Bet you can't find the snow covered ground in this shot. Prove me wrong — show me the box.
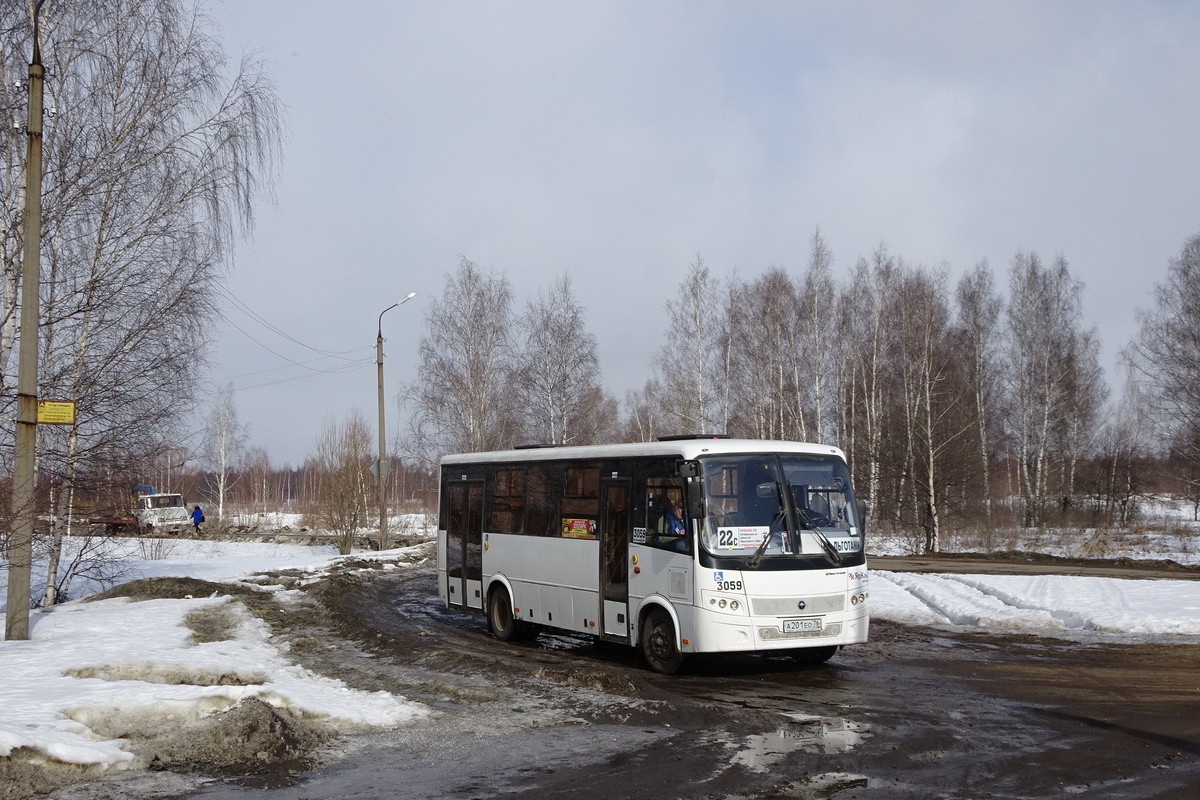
[872,570,1200,639]
[1,541,432,769]
[2,513,1199,772]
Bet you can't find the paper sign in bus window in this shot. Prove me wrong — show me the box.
[715,525,770,550]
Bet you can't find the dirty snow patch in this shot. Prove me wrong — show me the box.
[0,593,426,769]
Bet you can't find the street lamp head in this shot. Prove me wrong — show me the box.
[378,292,417,330]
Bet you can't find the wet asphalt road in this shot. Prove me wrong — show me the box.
[156,563,1200,800]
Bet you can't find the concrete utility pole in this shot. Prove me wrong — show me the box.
[376,292,415,551]
[6,4,45,642]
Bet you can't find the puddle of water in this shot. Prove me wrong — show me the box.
[726,713,869,773]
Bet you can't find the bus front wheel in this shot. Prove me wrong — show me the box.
[640,608,684,675]
[488,586,518,641]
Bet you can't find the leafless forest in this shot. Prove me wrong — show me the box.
[397,234,1200,553]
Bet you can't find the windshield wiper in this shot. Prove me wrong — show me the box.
[796,507,843,566]
[814,529,843,565]
[748,530,772,568]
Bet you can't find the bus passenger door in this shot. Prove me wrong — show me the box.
[599,479,631,641]
[628,479,694,631]
[445,480,484,610]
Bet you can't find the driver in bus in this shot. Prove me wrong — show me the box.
[656,492,688,551]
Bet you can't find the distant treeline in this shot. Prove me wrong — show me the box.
[400,230,1200,551]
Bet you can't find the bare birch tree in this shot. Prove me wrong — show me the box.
[1125,230,1200,501]
[1058,327,1107,507]
[1098,369,1145,527]
[405,258,517,464]
[622,379,666,442]
[955,260,1003,522]
[570,385,622,445]
[514,272,600,444]
[714,271,743,435]
[841,247,895,519]
[889,266,965,552]
[798,229,837,444]
[242,446,272,516]
[730,267,799,439]
[657,256,719,434]
[203,383,248,526]
[889,268,926,538]
[1,0,279,525]
[0,1,278,606]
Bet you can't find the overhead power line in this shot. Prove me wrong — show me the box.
[217,285,372,360]
[216,287,377,390]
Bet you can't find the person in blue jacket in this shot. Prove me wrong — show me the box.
[656,493,688,551]
[191,504,204,534]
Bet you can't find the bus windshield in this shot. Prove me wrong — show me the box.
[699,453,863,566]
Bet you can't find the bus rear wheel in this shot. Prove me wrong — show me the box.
[640,608,684,675]
[488,586,518,641]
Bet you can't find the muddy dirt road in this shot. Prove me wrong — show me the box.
[128,556,1200,800]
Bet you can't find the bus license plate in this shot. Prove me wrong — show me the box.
[783,618,821,634]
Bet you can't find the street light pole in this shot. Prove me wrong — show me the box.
[377,292,415,551]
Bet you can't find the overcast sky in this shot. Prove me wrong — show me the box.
[207,0,1200,467]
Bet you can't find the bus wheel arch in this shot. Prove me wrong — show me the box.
[486,581,518,641]
[638,602,684,675]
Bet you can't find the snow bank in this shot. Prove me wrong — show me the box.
[0,590,426,768]
[871,571,1200,639]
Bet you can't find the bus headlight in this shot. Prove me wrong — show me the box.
[702,591,749,615]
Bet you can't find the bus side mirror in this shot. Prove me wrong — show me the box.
[686,479,705,520]
[857,500,869,534]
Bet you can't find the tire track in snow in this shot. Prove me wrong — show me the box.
[949,574,1107,632]
[872,571,1065,632]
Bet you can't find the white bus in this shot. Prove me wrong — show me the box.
[437,437,869,674]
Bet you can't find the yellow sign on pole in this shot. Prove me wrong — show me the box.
[37,400,75,425]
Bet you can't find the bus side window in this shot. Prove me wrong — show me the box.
[488,467,525,534]
[645,478,689,553]
[526,465,564,537]
[561,465,599,539]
